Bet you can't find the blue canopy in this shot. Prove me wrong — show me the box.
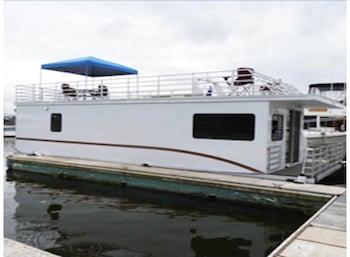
[41,56,138,77]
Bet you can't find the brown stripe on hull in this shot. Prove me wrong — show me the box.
[16,137,262,173]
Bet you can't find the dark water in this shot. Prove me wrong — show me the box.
[320,166,346,187]
[4,138,311,257]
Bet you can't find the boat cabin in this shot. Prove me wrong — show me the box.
[14,57,342,174]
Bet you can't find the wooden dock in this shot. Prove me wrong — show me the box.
[6,154,347,256]
[269,193,346,257]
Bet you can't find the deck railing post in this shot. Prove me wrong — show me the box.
[127,78,130,98]
[15,86,18,103]
[136,76,139,98]
[100,80,103,99]
[40,86,43,101]
[55,83,58,102]
[77,82,79,101]
[191,73,195,95]
[231,70,236,96]
[32,84,35,102]
[310,148,315,178]
[39,68,42,86]
[157,76,160,96]
[84,65,88,101]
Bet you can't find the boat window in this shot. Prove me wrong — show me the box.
[304,115,317,129]
[320,116,334,127]
[51,113,62,132]
[271,114,283,141]
[193,114,255,141]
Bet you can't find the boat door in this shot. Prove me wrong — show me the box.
[286,110,301,165]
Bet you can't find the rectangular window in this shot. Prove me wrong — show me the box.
[304,115,317,129]
[320,116,334,127]
[193,114,255,141]
[51,113,62,132]
[271,114,283,141]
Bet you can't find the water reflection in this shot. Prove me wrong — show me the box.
[5,170,310,257]
[191,236,251,257]
[47,204,63,221]
[50,242,150,257]
[4,138,310,257]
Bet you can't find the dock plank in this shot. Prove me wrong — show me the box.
[336,193,346,204]
[298,227,346,248]
[279,239,346,257]
[272,192,346,257]
[311,202,346,231]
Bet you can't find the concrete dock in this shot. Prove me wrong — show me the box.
[7,154,345,210]
[5,238,59,257]
[269,192,346,257]
[6,154,347,256]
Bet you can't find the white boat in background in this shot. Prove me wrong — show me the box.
[304,83,346,134]
[4,125,16,137]
[4,115,16,137]
[13,57,345,180]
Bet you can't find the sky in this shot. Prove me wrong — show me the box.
[4,1,346,114]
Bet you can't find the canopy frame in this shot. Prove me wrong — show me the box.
[40,56,138,82]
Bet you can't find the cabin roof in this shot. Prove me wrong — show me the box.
[258,94,345,108]
[41,56,138,77]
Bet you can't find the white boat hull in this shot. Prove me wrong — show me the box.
[15,99,305,174]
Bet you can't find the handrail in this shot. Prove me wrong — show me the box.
[15,69,302,103]
[302,138,346,181]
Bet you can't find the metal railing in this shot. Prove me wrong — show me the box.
[15,69,302,103]
[302,137,346,182]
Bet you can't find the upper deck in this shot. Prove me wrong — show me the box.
[16,68,305,104]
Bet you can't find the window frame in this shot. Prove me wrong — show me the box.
[320,116,334,128]
[271,114,284,141]
[192,113,255,141]
[50,113,62,132]
[304,115,317,129]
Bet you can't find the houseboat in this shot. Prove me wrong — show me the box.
[14,57,343,175]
